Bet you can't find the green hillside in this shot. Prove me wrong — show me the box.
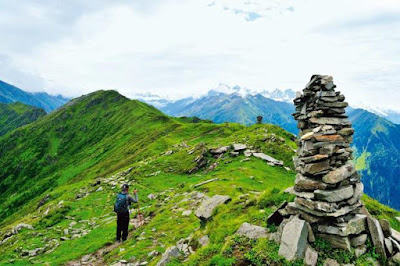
[348,108,400,210]
[0,102,46,136]
[0,91,398,265]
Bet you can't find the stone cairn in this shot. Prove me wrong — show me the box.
[268,75,400,264]
[256,115,263,124]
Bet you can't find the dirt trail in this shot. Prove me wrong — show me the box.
[66,216,145,266]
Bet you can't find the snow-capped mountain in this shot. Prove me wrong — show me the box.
[207,84,296,103]
[260,89,296,103]
[207,83,254,97]
[134,84,296,109]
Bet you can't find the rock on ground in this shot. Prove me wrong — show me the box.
[304,245,318,266]
[323,259,340,266]
[392,253,400,264]
[182,210,192,216]
[198,235,209,247]
[195,195,231,220]
[367,217,387,259]
[236,222,268,239]
[156,246,180,266]
[209,146,229,154]
[252,153,283,166]
[278,216,309,261]
[232,143,247,151]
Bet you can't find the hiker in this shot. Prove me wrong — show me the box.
[114,184,138,242]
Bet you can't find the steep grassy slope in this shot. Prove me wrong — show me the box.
[0,91,398,265]
[348,108,400,210]
[0,90,298,264]
[0,79,69,112]
[0,102,46,136]
[0,90,180,221]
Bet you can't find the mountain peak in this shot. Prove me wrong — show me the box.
[207,83,252,97]
[63,90,129,110]
[260,88,296,103]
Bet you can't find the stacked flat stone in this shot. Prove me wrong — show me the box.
[290,75,364,251]
[276,75,400,265]
[275,75,400,263]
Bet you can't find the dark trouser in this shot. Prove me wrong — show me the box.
[116,212,129,241]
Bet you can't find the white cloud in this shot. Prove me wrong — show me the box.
[1,0,400,110]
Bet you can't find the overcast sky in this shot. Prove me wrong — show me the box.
[0,0,399,111]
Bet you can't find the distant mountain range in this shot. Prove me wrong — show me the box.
[136,84,299,134]
[0,80,69,112]
[136,85,400,210]
[137,84,400,125]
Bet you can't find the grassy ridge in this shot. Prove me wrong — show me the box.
[0,90,398,265]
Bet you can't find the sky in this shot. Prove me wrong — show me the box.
[0,0,400,111]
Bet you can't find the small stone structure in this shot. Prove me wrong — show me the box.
[271,75,400,264]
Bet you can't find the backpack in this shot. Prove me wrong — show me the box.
[114,193,128,213]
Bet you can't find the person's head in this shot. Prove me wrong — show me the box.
[121,184,129,192]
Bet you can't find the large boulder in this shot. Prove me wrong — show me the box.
[236,222,268,239]
[278,216,309,261]
[367,217,387,259]
[195,195,231,220]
